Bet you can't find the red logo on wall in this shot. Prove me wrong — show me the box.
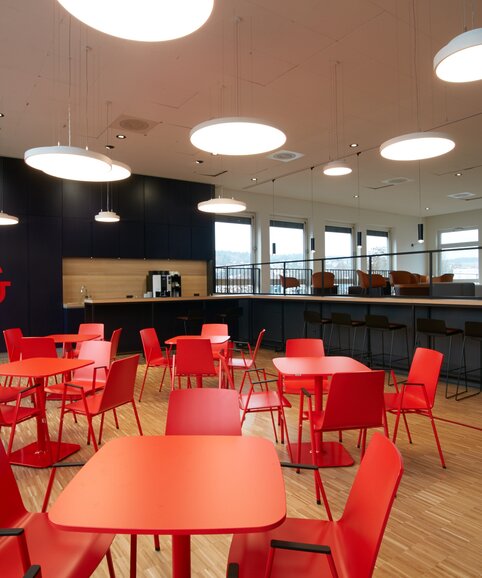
[0,267,12,303]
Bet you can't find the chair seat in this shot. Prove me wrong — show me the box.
[229,358,253,370]
[46,378,106,399]
[239,391,288,412]
[148,354,170,367]
[229,516,359,578]
[1,511,114,578]
[62,392,105,416]
[0,404,40,426]
[384,391,430,411]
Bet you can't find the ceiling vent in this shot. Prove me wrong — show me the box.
[110,115,159,134]
[267,150,304,162]
[448,192,476,199]
[381,177,411,185]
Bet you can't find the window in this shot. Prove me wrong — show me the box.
[215,216,253,266]
[270,220,306,293]
[366,230,390,273]
[324,225,353,267]
[438,228,479,281]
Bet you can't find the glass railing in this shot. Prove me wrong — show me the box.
[214,246,481,297]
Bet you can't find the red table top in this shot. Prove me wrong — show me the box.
[273,355,370,377]
[49,435,286,535]
[47,333,100,344]
[165,335,230,346]
[0,357,93,378]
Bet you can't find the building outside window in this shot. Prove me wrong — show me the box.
[215,216,255,292]
[366,229,390,274]
[438,228,479,281]
[269,219,307,293]
[324,225,354,293]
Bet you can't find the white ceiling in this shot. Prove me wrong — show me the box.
[2,0,482,217]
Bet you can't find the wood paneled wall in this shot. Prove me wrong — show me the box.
[63,258,207,303]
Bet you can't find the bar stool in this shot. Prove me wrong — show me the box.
[362,314,410,374]
[176,309,204,334]
[329,312,365,358]
[303,310,331,341]
[415,317,463,398]
[456,321,482,400]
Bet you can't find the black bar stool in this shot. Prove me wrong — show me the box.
[329,312,365,358]
[176,309,204,334]
[456,321,482,400]
[303,310,331,341]
[362,314,410,374]
[415,317,463,398]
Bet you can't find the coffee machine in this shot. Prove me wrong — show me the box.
[146,270,181,297]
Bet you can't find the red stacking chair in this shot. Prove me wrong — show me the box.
[138,328,171,401]
[0,443,116,578]
[172,338,220,388]
[201,323,229,360]
[384,347,446,468]
[165,388,242,435]
[3,328,23,386]
[227,432,404,578]
[226,328,266,389]
[108,327,122,364]
[300,370,387,504]
[284,338,327,396]
[57,354,143,452]
[19,337,63,385]
[72,323,104,358]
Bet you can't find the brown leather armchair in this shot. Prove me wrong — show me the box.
[279,274,300,293]
[356,270,387,295]
[432,273,454,283]
[312,271,337,295]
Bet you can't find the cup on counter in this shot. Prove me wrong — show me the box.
[144,291,153,298]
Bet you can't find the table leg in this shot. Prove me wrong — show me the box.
[172,534,191,578]
[130,534,137,578]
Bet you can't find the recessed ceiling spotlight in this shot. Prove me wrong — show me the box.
[349,143,358,148]
[425,207,430,211]
[251,177,257,182]
[0,113,4,118]
[116,134,126,140]
[195,159,204,164]
[105,144,115,150]
[455,172,462,177]
[353,194,359,198]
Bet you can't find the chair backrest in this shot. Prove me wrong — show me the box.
[140,328,164,364]
[389,270,415,285]
[0,441,28,527]
[72,340,111,383]
[303,310,323,324]
[279,275,300,289]
[405,347,443,408]
[19,337,57,359]
[251,328,266,362]
[312,272,335,289]
[97,354,140,412]
[173,339,216,378]
[322,370,385,430]
[340,432,403,577]
[416,317,447,334]
[286,338,325,357]
[201,323,229,337]
[78,323,104,340]
[331,312,353,326]
[365,314,390,329]
[165,388,242,435]
[432,273,454,283]
[109,328,122,362]
[357,270,386,289]
[3,328,23,362]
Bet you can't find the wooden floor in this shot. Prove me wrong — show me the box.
[3,349,482,578]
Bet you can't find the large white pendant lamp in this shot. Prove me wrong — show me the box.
[57,0,214,42]
[190,117,286,156]
[434,28,482,82]
[95,183,120,222]
[380,132,455,161]
[198,196,246,214]
[86,160,131,182]
[323,160,352,176]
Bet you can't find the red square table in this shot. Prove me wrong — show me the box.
[49,435,286,578]
[273,356,370,467]
[0,357,94,467]
[47,333,101,358]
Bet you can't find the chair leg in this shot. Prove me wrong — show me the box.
[425,409,446,468]
[113,408,120,429]
[159,366,167,393]
[86,414,99,452]
[105,548,116,578]
[132,401,143,436]
[153,535,161,551]
[138,364,150,402]
[98,413,105,446]
[314,469,333,521]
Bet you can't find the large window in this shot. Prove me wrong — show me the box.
[215,216,253,266]
[366,229,390,272]
[269,220,305,264]
[324,225,353,267]
[438,228,479,281]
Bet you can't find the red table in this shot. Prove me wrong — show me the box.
[49,435,286,578]
[273,356,370,467]
[0,357,94,467]
[47,333,100,358]
[165,334,230,346]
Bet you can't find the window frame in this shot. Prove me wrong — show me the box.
[437,227,479,282]
[214,214,255,267]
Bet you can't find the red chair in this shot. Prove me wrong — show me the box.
[3,328,23,386]
[227,432,403,578]
[226,328,266,389]
[138,328,171,401]
[57,354,143,452]
[384,347,446,468]
[19,337,62,385]
[284,338,327,396]
[108,327,122,364]
[0,443,115,578]
[72,323,104,357]
[165,388,242,435]
[300,370,387,504]
[201,323,229,359]
[172,338,220,388]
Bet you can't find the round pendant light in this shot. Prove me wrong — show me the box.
[434,28,482,82]
[0,211,19,226]
[95,210,120,223]
[86,160,131,182]
[323,160,352,176]
[57,0,214,42]
[24,146,113,181]
[197,197,246,214]
[190,117,286,156]
[379,132,455,161]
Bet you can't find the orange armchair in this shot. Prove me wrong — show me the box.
[356,270,387,295]
[279,274,300,293]
[312,272,337,295]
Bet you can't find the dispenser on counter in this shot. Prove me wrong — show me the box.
[146,271,181,298]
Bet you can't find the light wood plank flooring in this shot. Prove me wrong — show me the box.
[3,349,482,578]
